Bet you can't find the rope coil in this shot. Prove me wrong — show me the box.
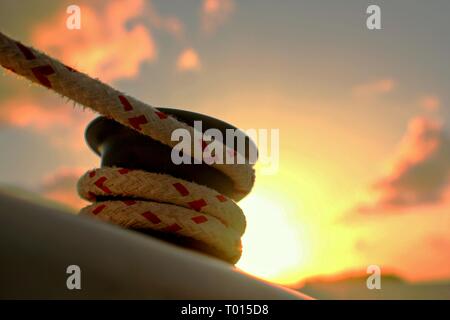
[78,167,246,261]
[0,32,255,263]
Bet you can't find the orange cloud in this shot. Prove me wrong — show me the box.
[427,235,450,254]
[352,78,396,98]
[0,97,95,149]
[177,48,201,72]
[201,0,235,34]
[420,95,440,112]
[159,17,184,38]
[0,98,74,130]
[32,0,156,82]
[40,167,88,210]
[355,116,450,214]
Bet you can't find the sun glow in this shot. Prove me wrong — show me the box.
[236,189,310,286]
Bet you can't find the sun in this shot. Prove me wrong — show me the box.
[236,190,310,286]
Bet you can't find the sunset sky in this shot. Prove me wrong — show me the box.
[0,0,449,286]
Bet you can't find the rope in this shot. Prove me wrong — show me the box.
[77,167,245,262]
[0,32,255,263]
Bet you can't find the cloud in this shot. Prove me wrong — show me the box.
[355,116,450,214]
[1,0,188,145]
[145,2,185,39]
[40,167,88,210]
[427,235,450,254]
[0,96,95,149]
[158,16,184,38]
[420,95,441,112]
[352,78,395,98]
[32,0,156,82]
[0,98,73,130]
[176,48,201,72]
[201,0,235,34]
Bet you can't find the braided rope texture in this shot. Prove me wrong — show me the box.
[78,167,245,262]
[0,32,255,263]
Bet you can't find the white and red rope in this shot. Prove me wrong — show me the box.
[78,167,245,261]
[0,32,255,263]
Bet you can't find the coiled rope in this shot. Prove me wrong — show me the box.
[0,32,255,263]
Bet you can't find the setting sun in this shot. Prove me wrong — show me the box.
[237,186,310,286]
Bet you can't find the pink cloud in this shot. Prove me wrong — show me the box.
[355,116,450,214]
[0,98,74,130]
[427,235,450,254]
[176,48,201,72]
[40,167,89,210]
[420,95,441,112]
[159,17,184,38]
[201,0,235,34]
[0,97,95,150]
[145,1,185,39]
[32,0,156,82]
[352,78,396,98]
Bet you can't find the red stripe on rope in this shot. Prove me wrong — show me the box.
[118,168,131,174]
[162,223,182,233]
[188,199,207,211]
[31,65,55,88]
[155,111,168,119]
[118,95,133,111]
[216,194,227,202]
[87,192,96,201]
[128,115,148,131]
[92,204,106,215]
[94,176,112,194]
[122,200,137,206]
[192,215,208,224]
[173,182,189,196]
[142,211,162,224]
[15,42,35,60]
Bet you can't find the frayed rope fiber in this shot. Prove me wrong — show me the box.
[0,32,255,263]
